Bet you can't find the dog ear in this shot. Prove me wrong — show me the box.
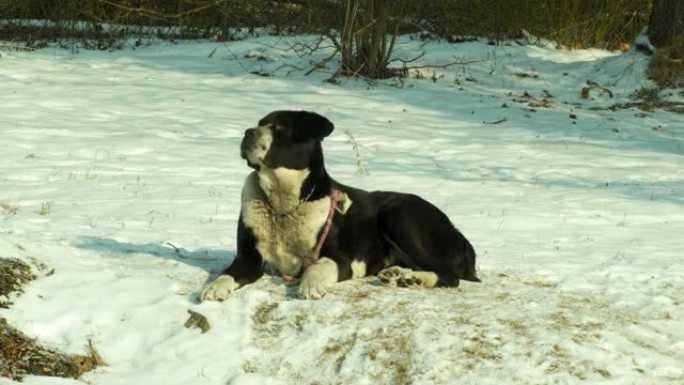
[293,111,334,141]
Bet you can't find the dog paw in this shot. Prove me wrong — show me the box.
[200,275,239,302]
[298,277,329,299]
[397,275,424,288]
[377,266,411,286]
[378,267,438,289]
[297,257,338,300]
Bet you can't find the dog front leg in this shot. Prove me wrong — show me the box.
[298,257,339,299]
[201,217,264,302]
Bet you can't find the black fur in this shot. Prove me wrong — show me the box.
[220,110,479,293]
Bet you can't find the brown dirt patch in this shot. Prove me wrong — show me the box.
[0,257,104,381]
[0,258,35,309]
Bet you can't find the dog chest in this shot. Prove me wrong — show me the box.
[242,196,329,275]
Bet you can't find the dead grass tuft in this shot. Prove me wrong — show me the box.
[462,334,502,362]
[367,332,413,385]
[522,279,557,288]
[0,258,103,380]
[252,302,279,325]
[323,337,356,372]
[250,301,284,345]
[0,319,103,381]
[593,367,611,378]
[0,258,35,308]
[344,130,369,175]
[498,318,529,336]
[0,203,19,215]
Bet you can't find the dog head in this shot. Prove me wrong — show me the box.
[241,110,334,170]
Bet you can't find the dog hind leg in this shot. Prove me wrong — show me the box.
[377,194,476,288]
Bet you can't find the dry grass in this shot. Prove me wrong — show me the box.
[367,331,413,385]
[0,203,19,215]
[36,202,53,216]
[412,0,650,50]
[0,258,35,308]
[344,130,369,175]
[0,320,103,381]
[461,326,502,364]
[252,302,279,325]
[322,336,356,372]
[522,279,558,288]
[498,318,529,336]
[0,257,103,381]
[250,301,284,345]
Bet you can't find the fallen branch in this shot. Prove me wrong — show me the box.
[403,57,485,70]
[484,117,507,124]
[305,48,339,75]
[275,63,305,73]
[581,80,613,99]
[387,51,426,65]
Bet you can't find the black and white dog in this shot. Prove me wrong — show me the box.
[201,110,479,300]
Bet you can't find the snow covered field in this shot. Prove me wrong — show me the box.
[1,34,683,385]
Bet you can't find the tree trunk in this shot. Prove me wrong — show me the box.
[648,0,684,47]
[339,0,400,79]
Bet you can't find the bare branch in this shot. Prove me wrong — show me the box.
[483,117,507,124]
[388,51,426,65]
[403,58,486,70]
[96,0,229,20]
[305,48,340,75]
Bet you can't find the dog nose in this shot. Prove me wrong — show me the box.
[245,128,257,139]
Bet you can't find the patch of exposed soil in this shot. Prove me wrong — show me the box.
[0,258,35,309]
[0,257,104,381]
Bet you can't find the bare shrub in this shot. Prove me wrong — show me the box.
[333,0,406,79]
[412,0,651,50]
[0,0,654,51]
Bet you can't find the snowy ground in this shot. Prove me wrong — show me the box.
[1,34,683,385]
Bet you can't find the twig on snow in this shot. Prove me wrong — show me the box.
[403,57,485,70]
[166,242,216,261]
[484,117,507,124]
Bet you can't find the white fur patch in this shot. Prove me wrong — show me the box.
[337,192,352,214]
[201,275,239,302]
[351,260,367,279]
[241,170,329,277]
[298,257,339,299]
[257,167,311,212]
[244,125,273,167]
[377,266,439,288]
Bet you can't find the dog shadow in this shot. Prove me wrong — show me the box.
[73,236,234,274]
[74,237,386,301]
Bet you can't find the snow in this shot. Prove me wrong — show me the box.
[1,34,683,385]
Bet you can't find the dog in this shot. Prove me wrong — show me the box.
[201,110,479,300]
